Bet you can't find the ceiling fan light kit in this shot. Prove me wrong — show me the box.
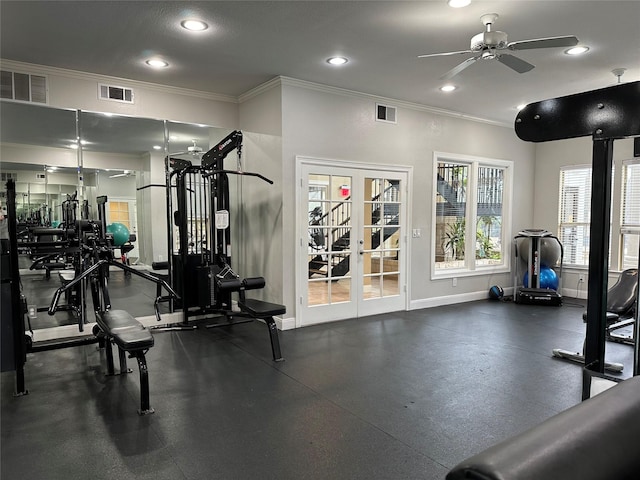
[419,13,579,80]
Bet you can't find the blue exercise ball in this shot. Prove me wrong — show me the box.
[523,266,559,290]
[107,222,130,246]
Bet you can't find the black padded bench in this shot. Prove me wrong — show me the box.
[446,375,640,480]
[94,310,155,414]
[238,298,285,362]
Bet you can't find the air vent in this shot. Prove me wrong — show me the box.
[0,70,48,104]
[99,83,134,104]
[376,103,397,124]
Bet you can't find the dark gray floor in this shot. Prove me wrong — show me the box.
[1,272,635,479]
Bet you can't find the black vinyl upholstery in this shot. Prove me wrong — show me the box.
[446,375,640,480]
[96,310,153,351]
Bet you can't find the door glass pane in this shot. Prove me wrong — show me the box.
[308,173,352,306]
[363,275,382,299]
[382,273,400,296]
[308,279,329,306]
[363,176,402,301]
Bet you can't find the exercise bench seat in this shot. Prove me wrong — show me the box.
[446,375,640,480]
[238,297,285,362]
[94,310,155,414]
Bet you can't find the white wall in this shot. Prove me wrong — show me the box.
[532,136,635,296]
[280,80,536,317]
[2,60,239,130]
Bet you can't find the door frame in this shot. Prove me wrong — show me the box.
[295,156,413,328]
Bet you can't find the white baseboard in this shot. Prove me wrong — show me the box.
[277,317,296,330]
[410,287,514,310]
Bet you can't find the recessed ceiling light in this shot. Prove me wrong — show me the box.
[327,57,348,66]
[448,0,471,7]
[153,145,162,150]
[565,45,589,55]
[146,59,169,68]
[181,19,208,31]
[440,84,457,92]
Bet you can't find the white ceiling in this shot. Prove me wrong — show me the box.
[1,1,639,125]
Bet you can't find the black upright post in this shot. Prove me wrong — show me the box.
[5,180,28,395]
[582,139,614,399]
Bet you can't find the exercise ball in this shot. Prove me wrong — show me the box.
[517,237,562,268]
[107,222,130,246]
[540,237,562,267]
[523,266,559,290]
[489,285,504,300]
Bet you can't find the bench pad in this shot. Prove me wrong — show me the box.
[446,375,640,480]
[96,310,154,351]
[239,298,286,317]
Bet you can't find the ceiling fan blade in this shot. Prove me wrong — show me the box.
[497,54,535,73]
[418,50,473,59]
[440,57,479,80]
[507,35,579,51]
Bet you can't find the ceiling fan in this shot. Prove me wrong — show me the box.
[418,13,579,80]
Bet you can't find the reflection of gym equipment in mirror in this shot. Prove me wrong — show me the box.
[2,180,178,413]
[159,130,285,361]
[513,229,563,305]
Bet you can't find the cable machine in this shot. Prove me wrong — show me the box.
[165,130,280,322]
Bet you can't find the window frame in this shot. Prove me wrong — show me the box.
[431,151,513,279]
[558,165,593,267]
[620,158,640,270]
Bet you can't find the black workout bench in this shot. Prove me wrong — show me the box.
[222,277,285,362]
[93,310,155,415]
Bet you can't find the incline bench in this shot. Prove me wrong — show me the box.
[93,310,155,415]
[446,375,640,480]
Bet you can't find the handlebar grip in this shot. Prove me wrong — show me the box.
[48,289,63,315]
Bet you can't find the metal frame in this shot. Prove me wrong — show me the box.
[515,80,640,399]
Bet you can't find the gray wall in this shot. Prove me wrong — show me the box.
[532,136,635,297]
[280,81,536,316]
[13,60,626,324]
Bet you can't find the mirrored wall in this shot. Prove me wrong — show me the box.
[0,100,230,266]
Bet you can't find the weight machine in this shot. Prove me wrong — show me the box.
[163,131,285,360]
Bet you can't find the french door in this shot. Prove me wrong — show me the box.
[297,159,409,327]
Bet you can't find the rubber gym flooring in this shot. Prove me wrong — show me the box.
[1,271,635,479]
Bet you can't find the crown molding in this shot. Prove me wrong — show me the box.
[2,59,510,128]
[238,77,282,103]
[277,76,511,128]
[0,59,238,104]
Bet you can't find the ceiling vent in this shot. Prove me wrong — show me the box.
[376,103,397,124]
[0,70,48,104]
[98,83,134,104]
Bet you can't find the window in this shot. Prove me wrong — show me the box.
[621,160,640,270]
[558,167,591,266]
[109,201,130,229]
[433,152,512,276]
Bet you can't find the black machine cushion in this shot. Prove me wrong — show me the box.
[606,269,638,315]
[96,310,153,351]
[239,298,286,317]
[446,375,640,480]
